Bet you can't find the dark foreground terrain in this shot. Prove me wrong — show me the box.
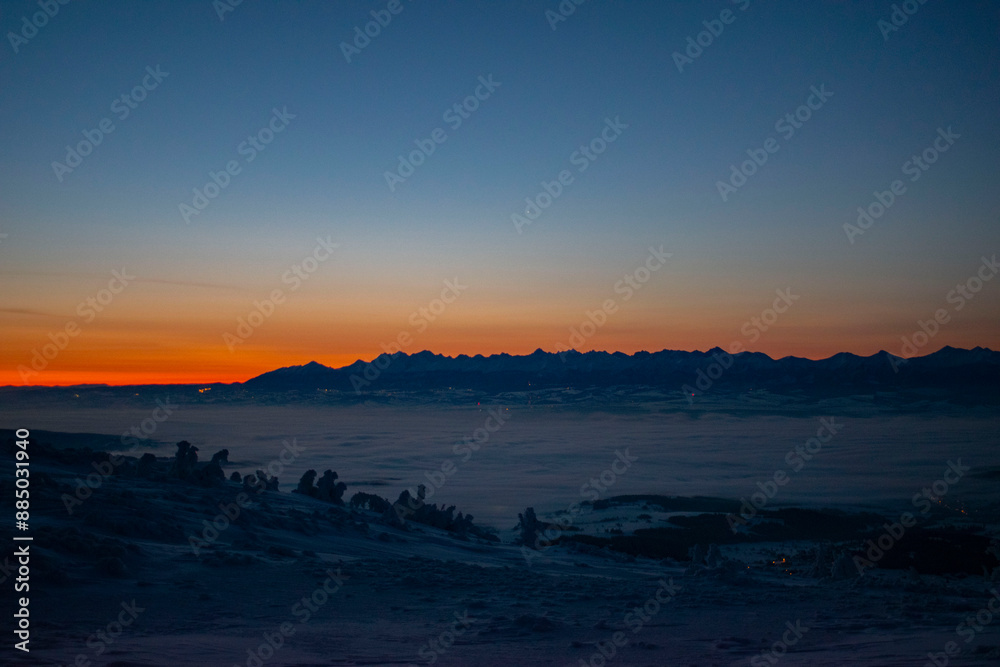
[2,431,999,666]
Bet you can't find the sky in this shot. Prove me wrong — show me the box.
[1,0,998,386]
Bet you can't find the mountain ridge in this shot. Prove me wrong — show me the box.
[242,346,999,395]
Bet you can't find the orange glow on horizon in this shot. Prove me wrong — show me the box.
[0,340,963,387]
[0,352,367,387]
[2,315,997,387]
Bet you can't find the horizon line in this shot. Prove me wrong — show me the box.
[3,344,993,389]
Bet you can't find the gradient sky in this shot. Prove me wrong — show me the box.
[2,0,999,385]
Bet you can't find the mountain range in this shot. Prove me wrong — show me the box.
[243,346,999,398]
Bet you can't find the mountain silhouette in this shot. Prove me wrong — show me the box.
[243,346,999,397]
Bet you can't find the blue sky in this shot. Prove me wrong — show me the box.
[1,0,998,383]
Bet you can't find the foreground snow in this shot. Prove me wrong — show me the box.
[4,430,1000,667]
